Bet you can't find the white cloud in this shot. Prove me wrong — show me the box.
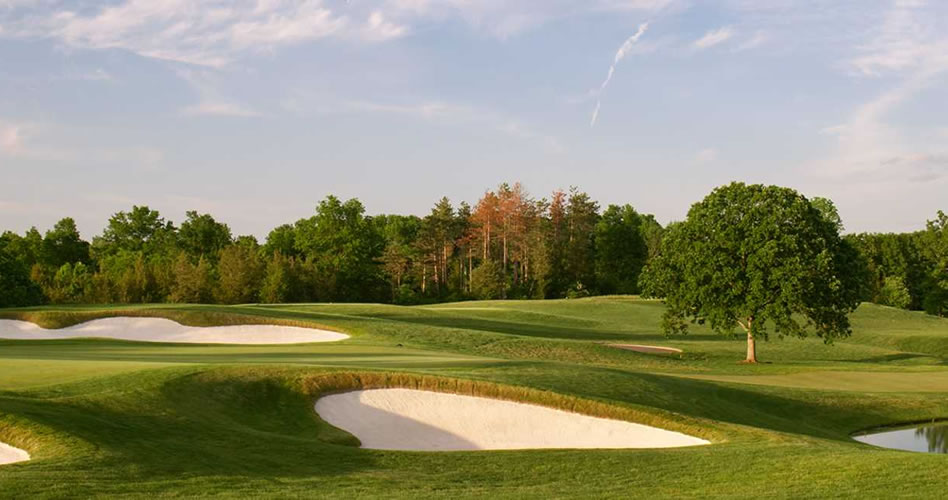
[0,1,397,67]
[0,0,674,66]
[849,0,947,76]
[693,26,733,49]
[810,0,948,184]
[363,10,408,41]
[590,22,650,127]
[384,0,673,39]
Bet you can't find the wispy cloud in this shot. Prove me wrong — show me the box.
[385,0,673,39]
[590,21,649,127]
[0,0,672,67]
[0,0,404,68]
[849,0,946,76]
[693,26,733,50]
[809,0,948,183]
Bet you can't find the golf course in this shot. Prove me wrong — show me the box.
[0,297,946,498]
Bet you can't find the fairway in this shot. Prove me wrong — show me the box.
[0,298,947,498]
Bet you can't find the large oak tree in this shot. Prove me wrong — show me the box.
[642,182,865,363]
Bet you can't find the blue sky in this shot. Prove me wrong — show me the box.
[1,0,946,239]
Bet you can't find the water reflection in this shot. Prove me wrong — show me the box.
[854,422,948,454]
[917,424,948,454]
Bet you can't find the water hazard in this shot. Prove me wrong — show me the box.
[853,422,948,454]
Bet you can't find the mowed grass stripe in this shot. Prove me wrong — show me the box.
[675,370,948,393]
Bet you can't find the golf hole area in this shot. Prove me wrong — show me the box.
[314,388,709,451]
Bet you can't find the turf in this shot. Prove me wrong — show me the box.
[0,298,946,498]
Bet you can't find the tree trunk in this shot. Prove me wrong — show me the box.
[738,316,758,363]
[745,332,757,363]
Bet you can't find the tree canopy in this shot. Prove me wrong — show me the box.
[642,182,866,362]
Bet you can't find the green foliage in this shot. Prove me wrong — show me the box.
[564,187,599,292]
[178,211,233,260]
[639,214,665,261]
[845,211,947,316]
[263,224,298,257]
[170,254,214,303]
[0,242,44,307]
[215,244,263,304]
[45,262,94,303]
[878,276,912,309]
[594,204,648,294]
[810,196,844,233]
[41,218,90,268]
[470,260,505,299]
[294,196,386,302]
[642,182,865,353]
[566,281,592,299]
[94,206,176,257]
[259,252,293,304]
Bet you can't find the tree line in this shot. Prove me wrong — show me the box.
[0,184,659,307]
[0,182,945,318]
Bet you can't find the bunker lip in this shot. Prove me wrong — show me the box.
[0,317,348,345]
[0,441,29,466]
[609,343,683,355]
[314,388,709,451]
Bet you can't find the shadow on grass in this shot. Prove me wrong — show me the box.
[847,352,944,364]
[366,313,673,342]
[0,371,379,481]
[480,365,924,443]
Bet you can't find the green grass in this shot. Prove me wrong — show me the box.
[0,298,947,498]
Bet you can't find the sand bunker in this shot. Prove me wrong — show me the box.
[0,441,29,466]
[610,344,682,355]
[0,317,348,345]
[315,388,708,451]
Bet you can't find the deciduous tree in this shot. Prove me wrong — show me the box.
[642,182,865,363]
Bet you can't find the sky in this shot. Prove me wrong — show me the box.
[1,0,947,240]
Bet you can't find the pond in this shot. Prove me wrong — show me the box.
[853,422,948,454]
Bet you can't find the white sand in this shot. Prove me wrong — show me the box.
[610,344,683,354]
[314,388,709,451]
[0,441,29,466]
[0,317,348,345]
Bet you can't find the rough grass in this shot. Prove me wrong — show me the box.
[0,299,947,498]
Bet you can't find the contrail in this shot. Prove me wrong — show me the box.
[590,22,649,127]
